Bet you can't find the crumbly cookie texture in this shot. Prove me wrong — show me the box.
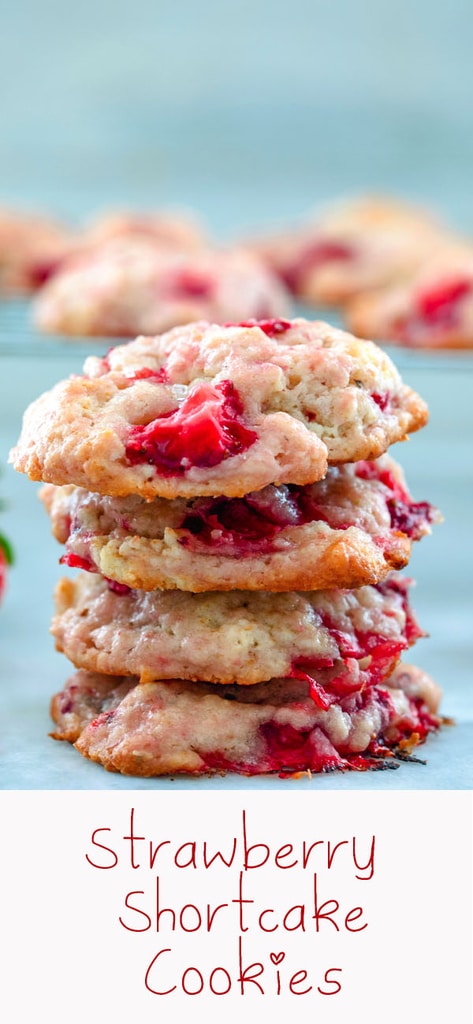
[346,247,473,350]
[50,571,420,690]
[41,455,438,592]
[10,319,428,499]
[246,195,453,306]
[33,242,290,338]
[49,663,443,776]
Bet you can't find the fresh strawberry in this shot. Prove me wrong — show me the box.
[0,532,13,604]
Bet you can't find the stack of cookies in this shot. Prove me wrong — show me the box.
[10,317,443,777]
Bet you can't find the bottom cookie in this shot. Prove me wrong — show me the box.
[50,664,443,778]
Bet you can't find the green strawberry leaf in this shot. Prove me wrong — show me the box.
[0,533,14,565]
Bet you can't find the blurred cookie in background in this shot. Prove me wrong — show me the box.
[80,206,209,250]
[0,207,76,293]
[32,240,291,338]
[0,204,211,297]
[345,244,473,349]
[243,194,455,308]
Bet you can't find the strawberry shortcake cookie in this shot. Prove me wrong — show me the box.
[41,455,438,592]
[346,247,473,349]
[33,241,290,338]
[10,319,428,499]
[0,207,75,293]
[50,571,421,691]
[246,195,453,308]
[49,662,443,776]
[80,206,207,249]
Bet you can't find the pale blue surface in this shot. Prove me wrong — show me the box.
[0,0,472,788]
[1,1,473,230]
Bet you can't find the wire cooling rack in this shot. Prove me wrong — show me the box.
[1,295,472,371]
[0,298,111,359]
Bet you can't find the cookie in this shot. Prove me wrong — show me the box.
[346,248,473,349]
[10,319,428,499]
[80,207,207,249]
[41,455,438,592]
[0,207,74,293]
[50,571,421,690]
[49,663,442,776]
[33,241,290,338]
[247,195,452,307]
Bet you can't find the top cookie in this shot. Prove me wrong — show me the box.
[10,318,428,499]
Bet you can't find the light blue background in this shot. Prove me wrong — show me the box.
[0,1,472,788]
[1,0,473,232]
